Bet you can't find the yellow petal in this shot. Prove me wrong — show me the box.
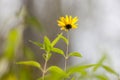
[69,16,72,23]
[72,17,78,24]
[61,27,65,30]
[72,25,78,29]
[65,15,69,24]
[57,20,65,26]
[60,17,65,23]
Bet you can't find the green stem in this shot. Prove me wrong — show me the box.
[64,31,70,71]
[42,53,48,80]
[64,57,67,71]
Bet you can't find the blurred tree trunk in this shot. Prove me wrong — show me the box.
[0,0,26,55]
[0,0,27,78]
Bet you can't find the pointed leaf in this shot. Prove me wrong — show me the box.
[17,61,41,70]
[69,52,82,58]
[4,28,21,60]
[95,75,108,80]
[67,64,95,76]
[60,35,68,45]
[93,55,106,71]
[44,36,51,51]
[26,15,43,31]
[29,40,43,48]
[51,33,63,47]
[47,66,67,78]
[102,65,118,76]
[23,46,35,60]
[48,66,65,73]
[51,48,64,56]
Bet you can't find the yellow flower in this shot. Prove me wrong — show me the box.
[57,15,78,31]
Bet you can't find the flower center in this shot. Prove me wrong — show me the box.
[65,24,72,30]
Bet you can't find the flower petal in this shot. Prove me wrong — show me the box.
[57,20,65,27]
[72,17,78,24]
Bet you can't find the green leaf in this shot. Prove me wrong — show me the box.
[60,35,68,45]
[93,55,106,71]
[51,33,63,47]
[47,66,67,78]
[95,75,108,80]
[51,48,64,56]
[44,36,51,51]
[26,15,43,31]
[3,28,21,60]
[29,40,43,48]
[67,64,95,76]
[102,65,118,76]
[16,61,41,70]
[23,46,35,60]
[69,52,82,58]
[48,66,65,73]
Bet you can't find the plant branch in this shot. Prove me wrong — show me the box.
[42,54,48,80]
[64,31,70,71]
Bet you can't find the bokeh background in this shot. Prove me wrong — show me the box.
[0,0,120,80]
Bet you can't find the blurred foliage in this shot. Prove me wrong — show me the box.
[0,6,41,80]
[17,33,119,80]
[3,28,21,60]
[25,15,43,31]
